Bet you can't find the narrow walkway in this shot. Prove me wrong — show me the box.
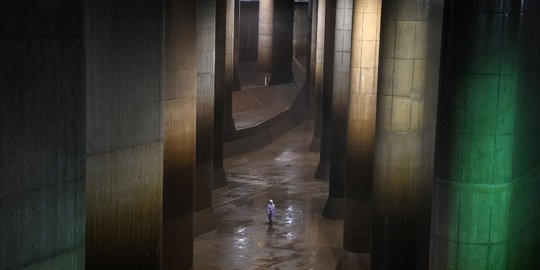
[194,124,343,269]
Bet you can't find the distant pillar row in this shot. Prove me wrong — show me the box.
[213,0,229,189]
[342,0,382,257]
[370,0,443,269]
[194,0,218,237]
[258,0,274,73]
[314,0,336,181]
[322,0,353,219]
[431,1,540,269]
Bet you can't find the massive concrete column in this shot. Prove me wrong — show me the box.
[0,2,85,268]
[258,0,274,73]
[315,0,336,180]
[270,0,295,85]
[194,0,217,237]
[85,0,164,268]
[309,0,323,151]
[214,0,229,189]
[431,1,540,269]
[224,0,239,139]
[370,0,443,269]
[294,2,311,60]
[322,0,353,219]
[163,0,197,269]
[340,0,381,265]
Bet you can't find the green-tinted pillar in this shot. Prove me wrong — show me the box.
[431,1,540,269]
[340,0,381,267]
[315,0,336,181]
[322,0,353,219]
[371,0,443,269]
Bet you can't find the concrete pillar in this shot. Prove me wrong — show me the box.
[194,0,217,237]
[163,0,197,269]
[314,0,336,181]
[294,2,311,60]
[0,2,85,268]
[270,0,295,85]
[431,1,540,269]
[302,1,314,111]
[370,0,443,269]
[258,0,274,73]
[322,0,353,219]
[214,0,229,189]
[224,0,239,139]
[341,0,382,265]
[309,0,323,152]
[85,0,164,268]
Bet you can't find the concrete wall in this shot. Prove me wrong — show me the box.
[85,0,164,268]
[0,1,85,269]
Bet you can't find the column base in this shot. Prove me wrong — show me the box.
[336,250,370,270]
[213,168,228,189]
[309,136,321,152]
[322,196,344,219]
[194,207,217,237]
[315,160,330,180]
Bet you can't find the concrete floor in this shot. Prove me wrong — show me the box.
[194,124,343,269]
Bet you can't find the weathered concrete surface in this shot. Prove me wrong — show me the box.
[343,0,381,256]
[0,1,85,269]
[214,0,229,189]
[431,1,540,269]
[225,0,241,140]
[270,0,296,85]
[258,0,274,73]
[371,1,443,269]
[194,0,218,236]
[239,1,259,62]
[310,0,323,152]
[294,3,310,59]
[85,0,164,268]
[322,0,354,220]
[315,0,336,181]
[224,83,303,157]
[163,0,197,269]
[195,125,344,269]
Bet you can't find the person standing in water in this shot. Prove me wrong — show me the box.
[267,199,276,225]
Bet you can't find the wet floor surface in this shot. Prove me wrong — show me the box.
[194,124,343,270]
